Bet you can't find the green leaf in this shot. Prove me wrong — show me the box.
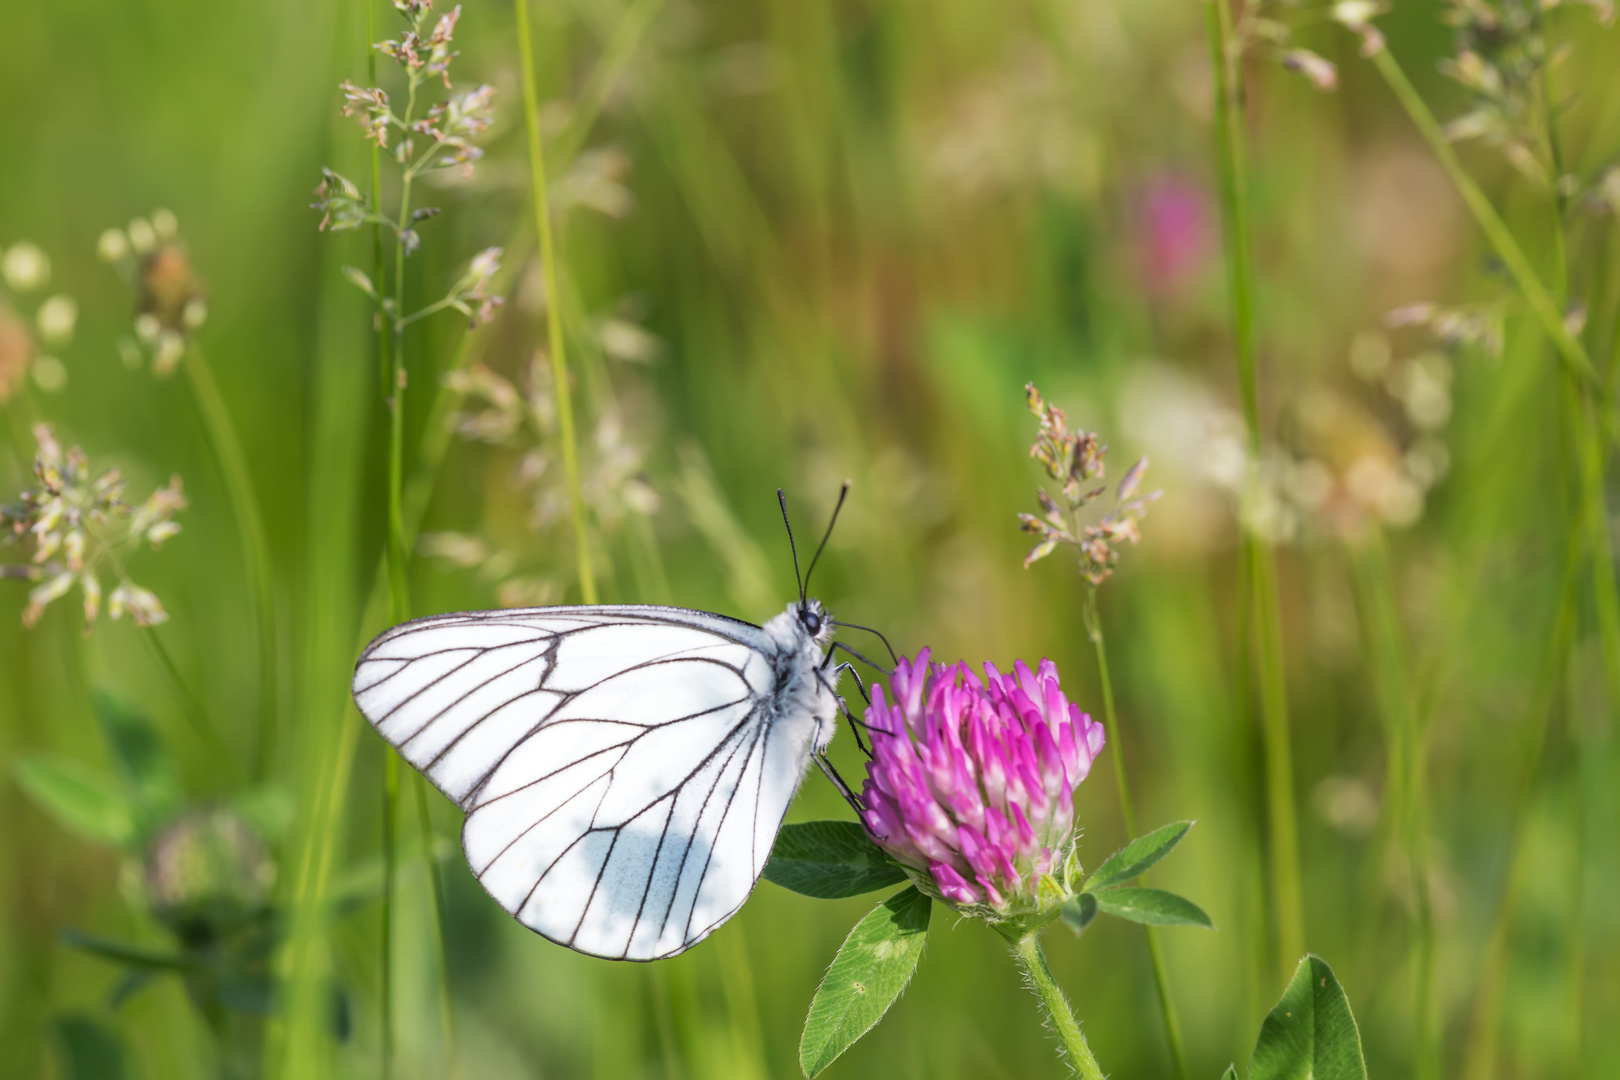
[53,1014,128,1080]
[1249,954,1368,1080]
[12,754,135,848]
[93,692,183,830]
[60,930,200,973]
[799,886,931,1077]
[1092,887,1213,927]
[1083,820,1194,890]
[1221,1067,1239,1080]
[765,820,908,899]
[1061,892,1098,936]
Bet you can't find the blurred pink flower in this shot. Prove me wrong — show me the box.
[1133,174,1214,294]
[860,650,1105,915]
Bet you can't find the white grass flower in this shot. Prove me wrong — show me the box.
[153,330,185,377]
[127,217,157,254]
[3,426,185,629]
[151,208,178,240]
[30,356,67,392]
[3,242,50,292]
[98,228,130,263]
[36,295,78,346]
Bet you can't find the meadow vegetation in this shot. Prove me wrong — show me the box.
[2,0,1617,1077]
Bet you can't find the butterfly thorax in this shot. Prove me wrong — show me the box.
[763,600,840,755]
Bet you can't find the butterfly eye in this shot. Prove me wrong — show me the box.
[801,606,822,634]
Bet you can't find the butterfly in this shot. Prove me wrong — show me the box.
[350,486,893,961]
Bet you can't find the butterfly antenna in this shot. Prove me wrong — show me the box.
[829,620,900,666]
[778,488,805,606]
[801,480,850,601]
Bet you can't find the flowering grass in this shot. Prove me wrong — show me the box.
[2,1,1620,1079]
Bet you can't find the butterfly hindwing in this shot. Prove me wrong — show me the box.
[352,605,817,960]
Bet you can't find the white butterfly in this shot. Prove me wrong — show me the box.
[350,491,882,961]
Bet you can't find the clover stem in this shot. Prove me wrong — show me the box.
[1010,931,1106,1080]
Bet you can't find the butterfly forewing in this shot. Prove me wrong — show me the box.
[351,605,817,960]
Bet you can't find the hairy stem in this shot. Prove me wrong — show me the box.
[1082,585,1188,1080]
[1010,932,1106,1080]
[515,0,597,603]
[182,344,277,778]
[1205,0,1305,976]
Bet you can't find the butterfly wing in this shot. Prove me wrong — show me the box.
[352,605,819,960]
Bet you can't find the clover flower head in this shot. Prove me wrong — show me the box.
[146,808,277,936]
[859,650,1106,919]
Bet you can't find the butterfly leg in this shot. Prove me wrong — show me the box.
[834,661,871,705]
[815,666,871,757]
[826,640,893,677]
[814,752,865,814]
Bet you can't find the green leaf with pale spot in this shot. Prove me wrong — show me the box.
[12,754,135,849]
[764,820,908,899]
[1083,820,1194,890]
[1092,886,1213,927]
[1221,1066,1239,1080]
[799,886,930,1077]
[1249,955,1368,1080]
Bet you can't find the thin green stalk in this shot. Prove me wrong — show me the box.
[369,0,388,403]
[1205,0,1305,976]
[1535,37,1613,1072]
[1366,44,1601,397]
[385,74,420,625]
[1249,536,1304,972]
[140,626,238,777]
[1010,932,1107,1080]
[413,774,458,1077]
[515,0,597,604]
[1084,587,1135,836]
[1082,586,1188,1080]
[380,754,398,1080]
[647,967,685,1080]
[1532,15,1620,733]
[181,344,277,778]
[551,0,665,171]
[379,47,427,1080]
[1461,536,1581,1080]
[1348,534,1436,1080]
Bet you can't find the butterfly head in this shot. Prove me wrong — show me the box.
[796,598,834,646]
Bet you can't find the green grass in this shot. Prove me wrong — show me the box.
[3,0,1619,1078]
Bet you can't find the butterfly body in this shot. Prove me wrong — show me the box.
[352,600,842,960]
